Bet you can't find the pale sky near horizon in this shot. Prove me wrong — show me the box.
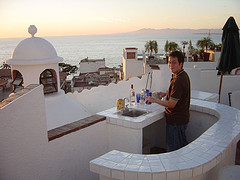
[0,0,240,38]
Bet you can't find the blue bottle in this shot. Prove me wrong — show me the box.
[146,89,152,105]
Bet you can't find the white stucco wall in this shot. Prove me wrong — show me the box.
[183,61,218,70]
[46,121,108,180]
[199,71,240,105]
[231,91,240,109]
[153,67,240,105]
[45,92,92,130]
[123,58,144,80]
[69,76,147,114]
[0,85,109,180]
[150,67,201,93]
[108,123,142,154]
[0,85,48,178]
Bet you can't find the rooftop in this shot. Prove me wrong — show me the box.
[80,57,105,63]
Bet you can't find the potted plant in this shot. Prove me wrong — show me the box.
[215,43,222,52]
[196,39,204,59]
[199,49,204,59]
[209,42,216,51]
[196,37,213,61]
[191,48,199,61]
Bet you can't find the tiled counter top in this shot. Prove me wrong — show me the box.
[97,103,165,129]
[90,99,240,180]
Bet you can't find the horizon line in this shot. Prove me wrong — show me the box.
[0,27,222,40]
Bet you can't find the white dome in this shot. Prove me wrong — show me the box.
[12,37,58,59]
[7,26,63,65]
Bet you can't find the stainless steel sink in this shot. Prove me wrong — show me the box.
[117,109,148,117]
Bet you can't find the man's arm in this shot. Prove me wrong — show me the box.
[146,96,178,108]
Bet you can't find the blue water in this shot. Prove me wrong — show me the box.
[0,33,222,68]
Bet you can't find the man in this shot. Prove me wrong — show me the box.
[146,51,190,152]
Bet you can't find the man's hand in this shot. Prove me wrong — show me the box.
[145,95,178,109]
[145,96,154,103]
[157,92,166,99]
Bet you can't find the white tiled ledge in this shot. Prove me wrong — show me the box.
[90,99,240,180]
[191,90,218,102]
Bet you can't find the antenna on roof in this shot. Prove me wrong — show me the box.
[208,30,211,37]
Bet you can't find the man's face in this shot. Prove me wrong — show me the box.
[168,56,183,74]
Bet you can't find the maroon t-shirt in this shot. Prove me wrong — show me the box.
[165,69,190,125]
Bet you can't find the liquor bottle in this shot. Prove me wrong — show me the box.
[129,84,135,105]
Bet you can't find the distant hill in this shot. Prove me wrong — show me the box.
[124,28,222,35]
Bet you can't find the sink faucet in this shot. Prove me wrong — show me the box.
[145,72,153,91]
[123,97,130,112]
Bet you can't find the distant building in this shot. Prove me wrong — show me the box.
[69,57,121,92]
[122,48,144,80]
[59,71,70,93]
[0,69,12,101]
[122,47,163,80]
[79,57,105,73]
[72,66,120,92]
[0,69,12,89]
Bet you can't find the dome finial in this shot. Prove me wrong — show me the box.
[28,25,37,37]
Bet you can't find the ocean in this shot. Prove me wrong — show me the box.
[0,33,222,68]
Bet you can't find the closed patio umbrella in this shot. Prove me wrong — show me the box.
[217,16,240,103]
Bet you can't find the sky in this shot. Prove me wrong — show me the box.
[0,0,240,38]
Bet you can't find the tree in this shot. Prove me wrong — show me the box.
[196,37,213,52]
[164,40,169,53]
[209,42,222,51]
[168,42,180,52]
[59,62,78,75]
[181,41,188,53]
[145,40,158,56]
[196,39,204,51]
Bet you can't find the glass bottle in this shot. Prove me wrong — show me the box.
[129,84,135,105]
[140,89,145,104]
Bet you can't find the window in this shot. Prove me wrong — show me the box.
[12,70,23,92]
[127,52,136,59]
[40,69,57,94]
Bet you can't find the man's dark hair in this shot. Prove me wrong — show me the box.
[169,51,184,65]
